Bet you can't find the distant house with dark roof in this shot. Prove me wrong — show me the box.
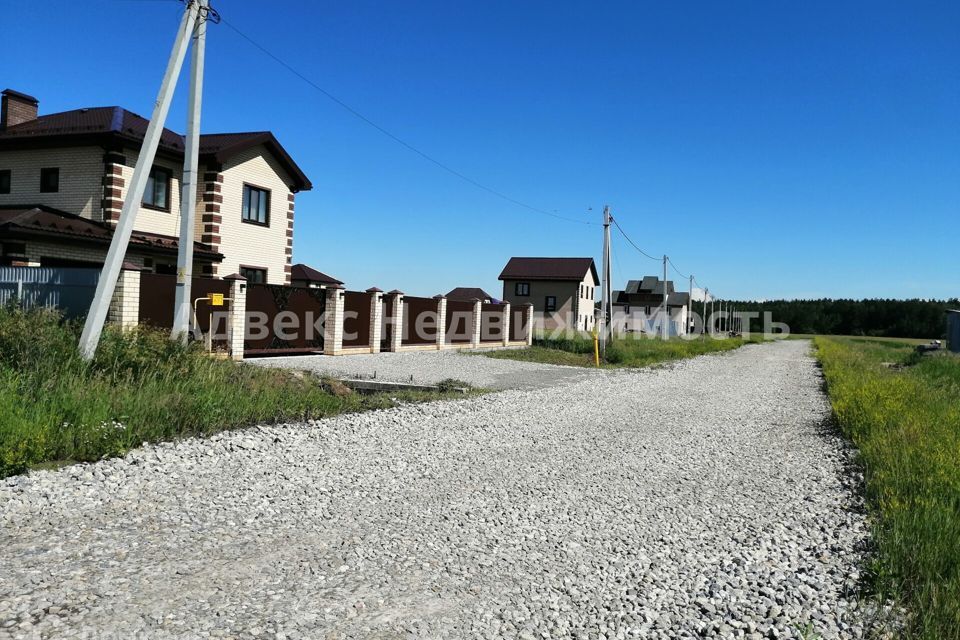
[612,276,691,336]
[498,257,598,331]
[290,263,343,289]
[0,88,311,284]
[446,287,495,303]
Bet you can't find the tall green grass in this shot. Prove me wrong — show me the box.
[484,331,760,368]
[815,336,960,638]
[0,305,443,478]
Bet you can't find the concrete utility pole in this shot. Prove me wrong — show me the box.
[661,255,669,339]
[702,287,709,339]
[79,1,202,360]
[172,0,210,340]
[710,298,713,335]
[688,274,694,335]
[599,205,612,356]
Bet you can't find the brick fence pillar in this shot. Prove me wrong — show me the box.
[502,302,511,347]
[324,286,345,355]
[525,303,535,346]
[224,273,247,361]
[434,295,447,350]
[107,266,141,329]
[368,287,383,353]
[388,290,404,352]
[471,298,482,348]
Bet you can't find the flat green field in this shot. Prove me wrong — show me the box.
[814,336,960,638]
[483,332,764,368]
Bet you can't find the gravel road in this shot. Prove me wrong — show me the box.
[251,349,595,389]
[0,340,867,639]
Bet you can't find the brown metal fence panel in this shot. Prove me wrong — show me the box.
[480,303,506,342]
[403,296,438,345]
[138,273,177,329]
[244,284,326,354]
[510,307,528,342]
[380,297,393,349]
[342,291,372,348]
[445,299,474,344]
[138,274,231,348]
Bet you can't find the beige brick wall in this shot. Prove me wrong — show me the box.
[0,146,103,218]
[118,147,186,238]
[215,144,294,285]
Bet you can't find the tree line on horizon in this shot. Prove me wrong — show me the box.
[723,298,959,339]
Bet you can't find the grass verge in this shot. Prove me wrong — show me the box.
[482,332,766,368]
[814,336,960,638]
[0,305,474,478]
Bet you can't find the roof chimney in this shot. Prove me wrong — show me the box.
[1,89,39,130]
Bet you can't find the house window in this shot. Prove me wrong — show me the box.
[515,282,530,296]
[240,266,267,284]
[545,296,557,312]
[143,166,171,210]
[0,169,10,194]
[40,168,59,193]
[242,184,270,225]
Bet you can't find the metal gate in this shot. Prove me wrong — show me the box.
[244,284,326,355]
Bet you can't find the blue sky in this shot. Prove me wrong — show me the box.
[3,0,957,300]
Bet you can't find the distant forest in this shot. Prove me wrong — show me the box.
[722,299,959,339]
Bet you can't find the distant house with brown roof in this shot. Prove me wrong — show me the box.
[498,257,598,331]
[0,88,311,284]
[446,287,495,303]
[290,263,343,289]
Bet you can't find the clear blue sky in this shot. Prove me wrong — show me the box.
[3,0,957,300]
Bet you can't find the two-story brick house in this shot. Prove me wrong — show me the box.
[0,88,311,284]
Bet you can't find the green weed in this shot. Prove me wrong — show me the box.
[815,336,960,638]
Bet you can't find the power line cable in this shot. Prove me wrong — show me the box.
[218,16,596,226]
[668,257,689,280]
[611,218,659,261]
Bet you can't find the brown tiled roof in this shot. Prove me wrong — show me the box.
[290,263,343,285]
[446,287,494,301]
[498,257,598,282]
[0,205,222,260]
[0,106,311,191]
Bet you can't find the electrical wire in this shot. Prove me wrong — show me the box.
[668,257,688,280]
[611,218,659,261]
[187,2,734,293]
[218,17,597,227]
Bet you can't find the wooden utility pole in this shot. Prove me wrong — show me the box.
[172,0,210,339]
[79,1,202,360]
